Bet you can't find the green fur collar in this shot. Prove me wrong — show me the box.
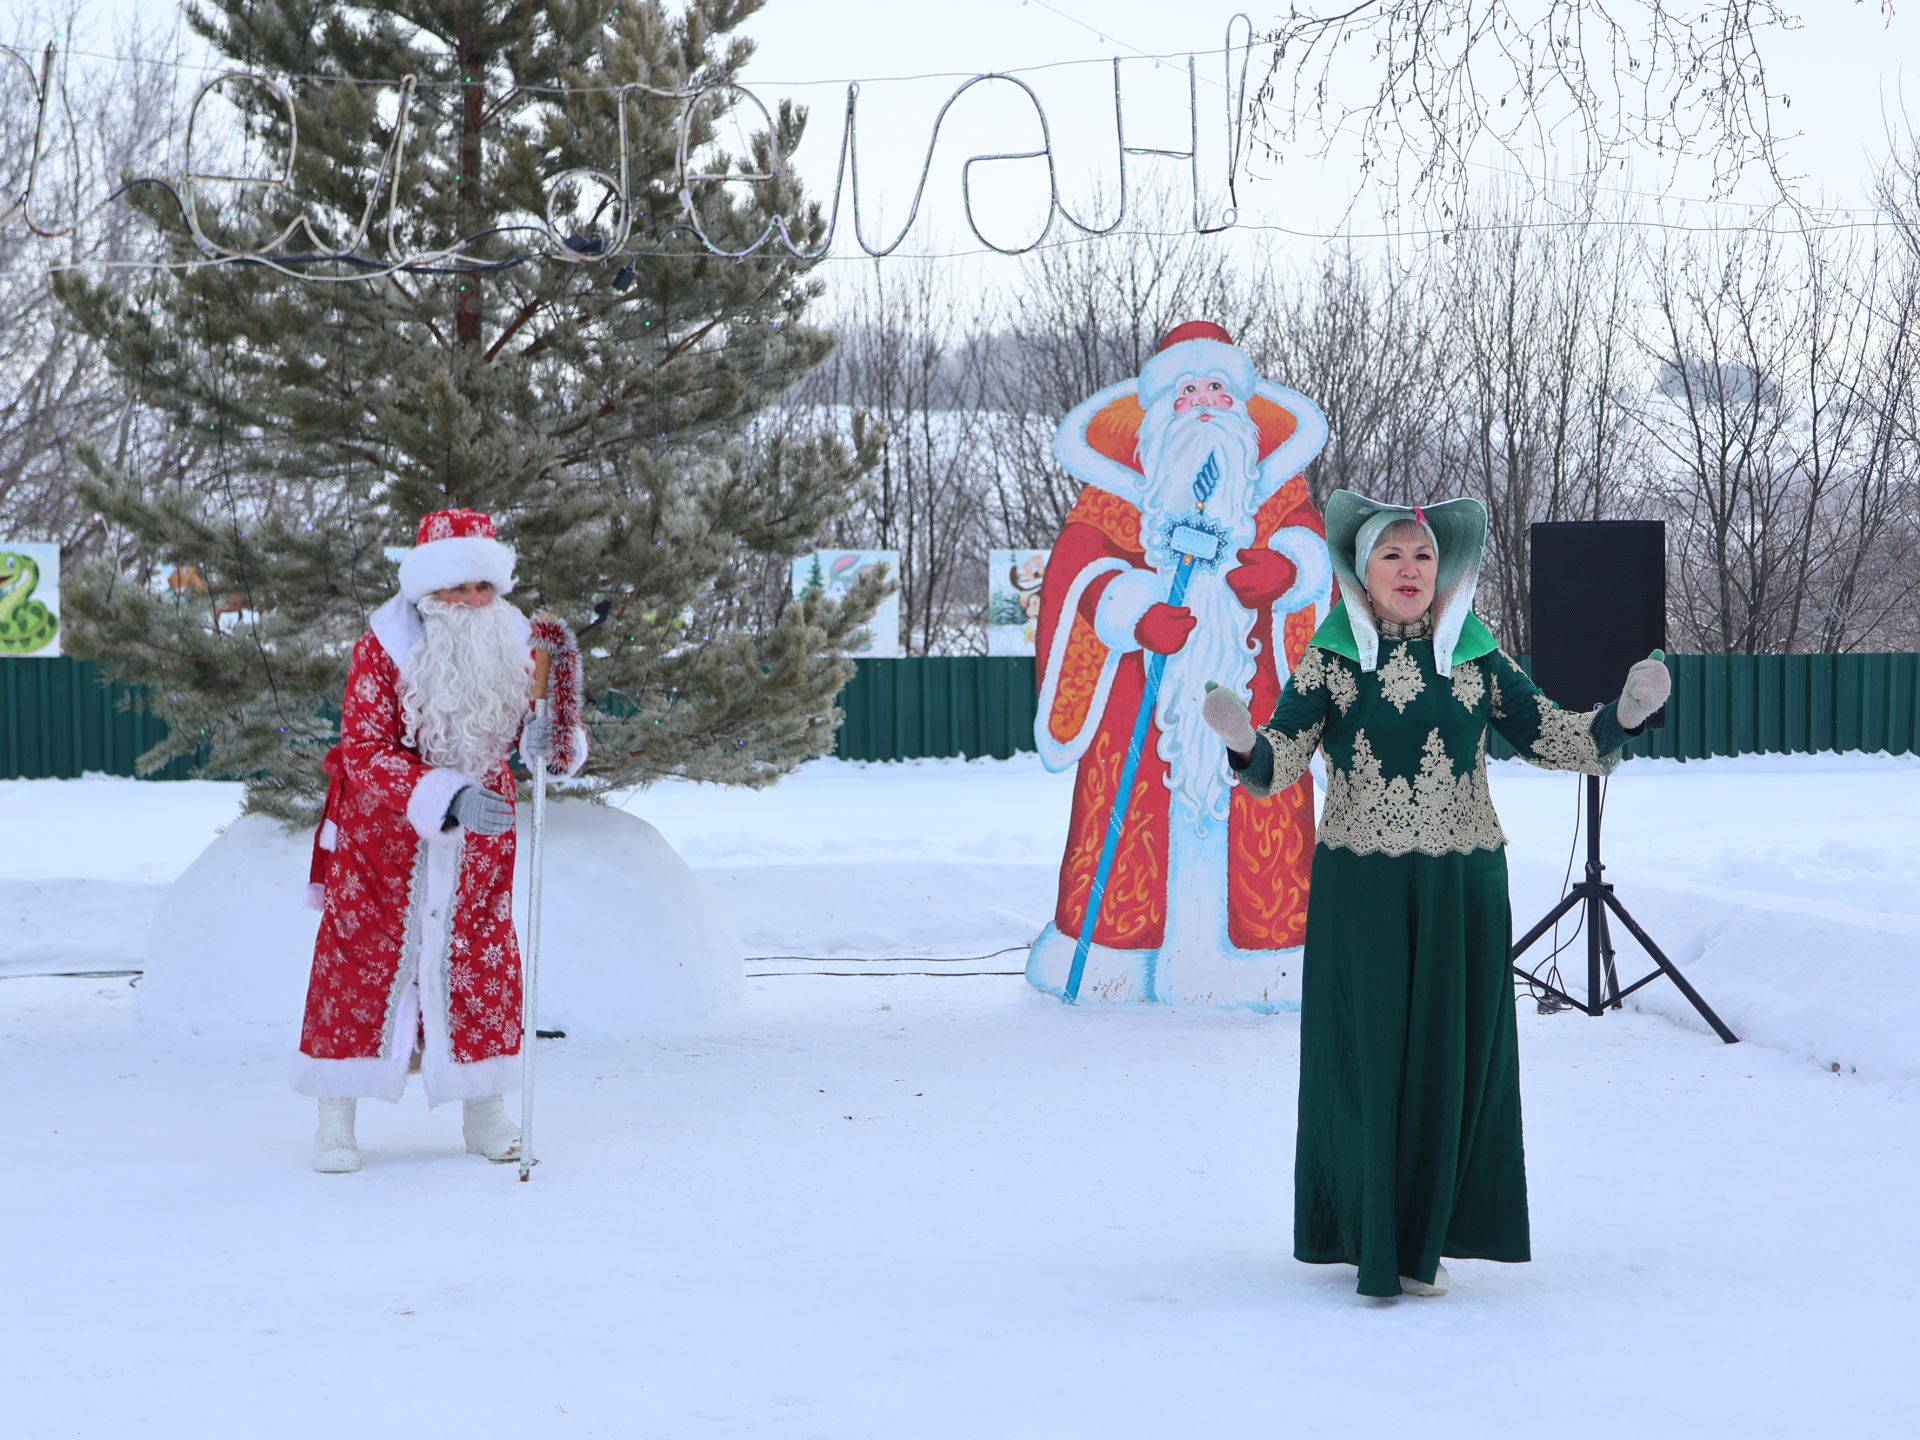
[1310,600,1500,666]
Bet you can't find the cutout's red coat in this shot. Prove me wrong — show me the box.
[1036,481,1325,951]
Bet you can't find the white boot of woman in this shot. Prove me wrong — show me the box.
[1400,1263,1450,1297]
[462,1095,521,1162]
[312,1098,362,1173]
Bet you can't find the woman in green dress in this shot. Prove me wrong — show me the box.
[1202,491,1670,1299]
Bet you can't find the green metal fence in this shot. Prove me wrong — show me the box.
[3,651,1915,780]
[1485,652,1920,762]
[835,652,1920,764]
[834,656,1041,762]
[0,657,193,781]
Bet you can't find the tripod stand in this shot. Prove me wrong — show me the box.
[1511,774,1738,1044]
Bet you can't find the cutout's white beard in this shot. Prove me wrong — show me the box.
[1137,403,1263,524]
[1135,401,1267,831]
[401,598,533,775]
[1156,573,1262,831]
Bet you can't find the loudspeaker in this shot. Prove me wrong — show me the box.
[1528,521,1667,726]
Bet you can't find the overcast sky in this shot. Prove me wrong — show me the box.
[739,0,1919,240]
[12,0,1919,287]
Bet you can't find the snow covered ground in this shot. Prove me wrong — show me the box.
[4,753,1917,1437]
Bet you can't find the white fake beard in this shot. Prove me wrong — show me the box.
[401,597,533,775]
[1136,403,1266,832]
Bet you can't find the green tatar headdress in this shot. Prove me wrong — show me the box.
[1312,490,1494,677]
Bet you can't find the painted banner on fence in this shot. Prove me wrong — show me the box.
[793,550,901,658]
[0,542,61,657]
[987,549,1049,657]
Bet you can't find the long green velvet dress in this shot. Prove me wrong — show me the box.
[1233,610,1635,1297]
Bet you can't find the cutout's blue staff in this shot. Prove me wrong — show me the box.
[1063,453,1229,1003]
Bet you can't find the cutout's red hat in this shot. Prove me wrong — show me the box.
[1139,320,1258,410]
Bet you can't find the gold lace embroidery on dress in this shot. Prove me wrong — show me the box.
[1525,694,1619,775]
[1318,728,1508,857]
[1377,643,1426,713]
[1451,659,1486,713]
[1490,650,1516,721]
[1289,646,1356,714]
[1325,657,1359,715]
[1290,646,1327,694]
[1238,719,1325,800]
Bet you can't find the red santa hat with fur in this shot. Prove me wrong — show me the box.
[1137,320,1260,411]
[397,508,517,602]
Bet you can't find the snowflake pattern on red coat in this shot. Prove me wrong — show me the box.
[300,631,524,1065]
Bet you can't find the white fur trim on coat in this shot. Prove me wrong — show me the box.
[1263,525,1335,687]
[398,534,517,603]
[1092,567,1165,651]
[293,982,418,1102]
[369,593,424,677]
[421,1051,522,1105]
[1054,378,1332,511]
[1253,386,1331,498]
[293,844,523,1108]
[1052,378,1152,500]
[1033,557,1131,771]
[1264,525,1333,617]
[406,766,481,843]
[413,830,519,1106]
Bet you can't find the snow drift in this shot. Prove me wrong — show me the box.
[139,799,741,1044]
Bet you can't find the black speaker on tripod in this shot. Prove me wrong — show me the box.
[1510,521,1738,1043]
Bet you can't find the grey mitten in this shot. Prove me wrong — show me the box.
[1617,653,1672,729]
[520,711,553,767]
[1201,681,1257,757]
[448,785,514,836]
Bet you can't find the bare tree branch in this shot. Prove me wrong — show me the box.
[1249,2,1898,214]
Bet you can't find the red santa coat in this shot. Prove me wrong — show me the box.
[294,595,582,1105]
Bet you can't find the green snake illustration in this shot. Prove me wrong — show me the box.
[0,551,59,654]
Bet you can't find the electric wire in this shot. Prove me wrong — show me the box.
[0,33,1259,91]
[0,969,142,981]
[1517,773,1588,1013]
[0,948,1034,985]
[737,948,1036,971]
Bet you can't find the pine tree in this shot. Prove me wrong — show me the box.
[58,0,881,824]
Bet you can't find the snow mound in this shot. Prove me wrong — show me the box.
[140,800,742,1045]
[1508,855,1920,1081]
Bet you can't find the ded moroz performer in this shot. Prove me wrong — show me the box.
[295,508,586,1174]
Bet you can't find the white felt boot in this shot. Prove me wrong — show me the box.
[311,1098,362,1174]
[1400,1263,1450,1297]
[462,1095,521,1162]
